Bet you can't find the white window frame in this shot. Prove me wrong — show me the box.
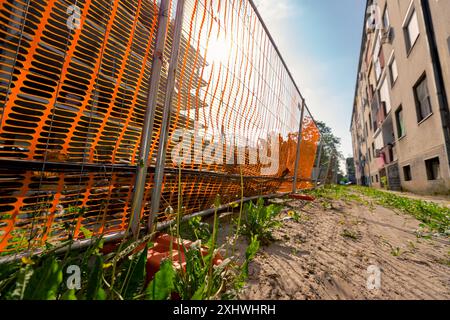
[383,5,390,29]
[386,50,398,87]
[402,1,420,53]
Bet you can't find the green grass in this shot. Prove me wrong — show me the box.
[305,184,370,206]
[352,186,450,235]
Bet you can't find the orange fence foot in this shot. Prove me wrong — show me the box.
[289,194,316,201]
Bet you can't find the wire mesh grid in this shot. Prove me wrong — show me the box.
[0,0,320,255]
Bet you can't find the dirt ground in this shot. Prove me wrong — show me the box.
[231,198,450,300]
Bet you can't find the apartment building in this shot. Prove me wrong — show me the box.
[350,0,450,194]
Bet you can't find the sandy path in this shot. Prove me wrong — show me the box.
[238,198,450,300]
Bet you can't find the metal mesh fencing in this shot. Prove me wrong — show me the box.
[0,0,320,255]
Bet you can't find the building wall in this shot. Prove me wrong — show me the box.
[350,0,450,195]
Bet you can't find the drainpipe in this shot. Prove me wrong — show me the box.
[420,0,450,170]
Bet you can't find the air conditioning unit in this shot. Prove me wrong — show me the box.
[381,27,393,44]
[375,149,383,158]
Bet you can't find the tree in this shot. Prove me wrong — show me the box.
[315,121,344,179]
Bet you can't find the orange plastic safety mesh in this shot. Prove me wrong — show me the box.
[0,0,320,255]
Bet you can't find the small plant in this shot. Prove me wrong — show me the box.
[233,235,260,291]
[383,240,403,258]
[170,206,226,300]
[287,210,308,223]
[390,247,402,257]
[240,198,282,245]
[341,229,359,241]
[179,216,211,242]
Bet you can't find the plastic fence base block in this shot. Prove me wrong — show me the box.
[289,194,316,201]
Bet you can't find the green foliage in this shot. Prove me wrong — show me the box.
[179,216,211,242]
[316,121,343,171]
[306,184,368,205]
[86,255,106,300]
[234,235,260,291]
[120,246,148,300]
[0,236,152,301]
[172,209,225,300]
[173,247,222,300]
[240,198,282,245]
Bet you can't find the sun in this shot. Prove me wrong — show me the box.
[206,34,230,64]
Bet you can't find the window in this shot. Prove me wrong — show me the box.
[404,9,420,52]
[373,36,382,80]
[376,174,379,183]
[369,114,372,131]
[380,78,392,114]
[374,59,382,81]
[403,165,412,181]
[389,57,398,86]
[383,7,390,29]
[425,157,441,180]
[372,143,375,159]
[395,106,406,138]
[414,75,432,122]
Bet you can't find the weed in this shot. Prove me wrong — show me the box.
[239,198,282,245]
[232,235,260,292]
[287,210,303,223]
[390,247,402,257]
[436,258,450,267]
[179,216,211,242]
[407,241,417,251]
[341,229,359,241]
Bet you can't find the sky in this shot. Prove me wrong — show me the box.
[254,0,367,165]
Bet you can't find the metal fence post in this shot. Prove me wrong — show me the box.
[147,0,186,234]
[314,137,323,187]
[292,100,306,193]
[130,0,171,240]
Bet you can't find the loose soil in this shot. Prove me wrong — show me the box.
[222,197,449,300]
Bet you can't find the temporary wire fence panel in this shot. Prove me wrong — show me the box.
[0,0,320,255]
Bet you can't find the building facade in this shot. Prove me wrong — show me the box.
[346,157,357,184]
[350,0,450,194]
